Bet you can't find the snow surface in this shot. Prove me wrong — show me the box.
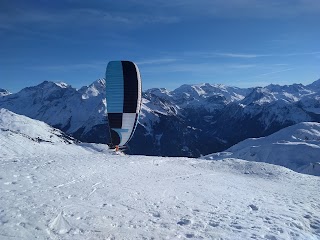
[204,122,320,176]
[0,108,75,146]
[1,110,320,239]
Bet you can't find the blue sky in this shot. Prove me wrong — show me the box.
[1,0,320,92]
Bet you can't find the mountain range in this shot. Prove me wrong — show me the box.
[1,78,320,157]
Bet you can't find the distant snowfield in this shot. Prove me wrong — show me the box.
[1,109,320,239]
[204,122,320,177]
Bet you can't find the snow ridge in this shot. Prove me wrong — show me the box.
[204,122,320,176]
[0,108,76,144]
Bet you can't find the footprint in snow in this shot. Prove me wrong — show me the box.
[4,181,17,185]
[248,204,259,211]
[185,233,195,238]
[208,221,219,227]
[264,234,277,240]
[150,211,161,218]
[177,218,191,226]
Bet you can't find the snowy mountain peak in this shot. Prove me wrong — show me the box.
[266,83,312,100]
[16,81,77,104]
[144,88,172,101]
[241,87,276,105]
[173,84,199,96]
[171,83,247,104]
[79,79,106,99]
[173,83,218,96]
[147,87,170,95]
[0,88,11,96]
[54,82,69,88]
[308,78,320,89]
[23,80,73,92]
[38,80,65,89]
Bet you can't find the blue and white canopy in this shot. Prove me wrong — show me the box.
[105,61,142,147]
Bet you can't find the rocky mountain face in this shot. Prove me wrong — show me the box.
[1,79,320,157]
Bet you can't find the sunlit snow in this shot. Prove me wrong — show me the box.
[1,109,319,239]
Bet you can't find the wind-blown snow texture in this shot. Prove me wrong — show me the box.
[1,110,319,239]
[203,122,320,176]
[0,79,320,157]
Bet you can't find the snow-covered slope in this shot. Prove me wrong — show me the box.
[1,109,320,239]
[204,122,320,176]
[0,108,77,158]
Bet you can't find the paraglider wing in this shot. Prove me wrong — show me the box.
[105,61,142,147]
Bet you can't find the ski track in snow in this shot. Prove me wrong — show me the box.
[1,141,320,240]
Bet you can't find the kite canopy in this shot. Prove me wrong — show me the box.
[105,61,142,147]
